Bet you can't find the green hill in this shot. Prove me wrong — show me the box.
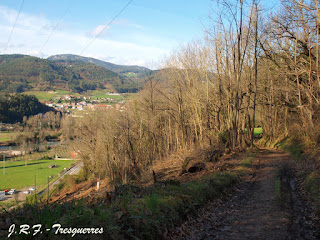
[0,54,140,93]
[0,93,54,123]
[53,59,141,93]
[47,54,153,82]
[48,54,151,74]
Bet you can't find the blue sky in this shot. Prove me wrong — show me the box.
[0,0,213,67]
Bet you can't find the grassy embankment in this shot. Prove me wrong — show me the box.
[2,147,261,239]
[0,129,261,238]
[5,172,238,239]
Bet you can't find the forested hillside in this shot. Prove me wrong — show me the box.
[47,54,151,75]
[53,59,142,93]
[0,54,140,93]
[0,94,54,123]
[48,54,153,86]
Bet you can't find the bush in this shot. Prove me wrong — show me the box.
[305,171,320,199]
[64,175,76,188]
[281,136,304,160]
[218,130,230,146]
[75,169,89,183]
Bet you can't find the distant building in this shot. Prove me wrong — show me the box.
[94,104,112,110]
[70,150,80,159]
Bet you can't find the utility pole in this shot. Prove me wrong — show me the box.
[3,154,5,175]
[1,123,7,176]
[47,176,49,203]
[34,174,37,203]
[0,123,3,176]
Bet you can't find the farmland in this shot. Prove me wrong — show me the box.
[0,159,75,190]
[0,132,17,143]
[23,90,81,102]
[23,90,136,102]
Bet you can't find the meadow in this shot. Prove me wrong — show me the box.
[254,127,263,137]
[0,132,17,143]
[23,90,135,103]
[0,159,75,190]
[23,90,81,102]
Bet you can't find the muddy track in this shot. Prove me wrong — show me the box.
[169,148,319,240]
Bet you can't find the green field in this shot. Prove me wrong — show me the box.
[123,72,138,78]
[23,91,56,101]
[23,90,134,102]
[87,90,124,100]
[23,90,81,102]
[0,159,75,190]
[243,127,263,137]
[0,132,17,142]
[254,127,263,137]
[0,131,33,143]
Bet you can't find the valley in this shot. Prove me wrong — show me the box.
[1,0,320,239]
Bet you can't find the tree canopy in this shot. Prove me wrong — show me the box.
[0,94,54,123]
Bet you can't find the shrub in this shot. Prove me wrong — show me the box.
[281,136,304,160]
[305,171,320,199]
[64,175,76,188]
[218,130,230,146]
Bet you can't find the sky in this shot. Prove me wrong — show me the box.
[0,0,214,68]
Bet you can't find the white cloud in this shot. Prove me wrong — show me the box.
[113,19,129,25]
[87,24,110,38]
[0,6,49,31]
[113,19,144,29]
[0,5,170,67]
[129,23,144,29]
[87,19,144,39]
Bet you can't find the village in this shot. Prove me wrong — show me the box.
[42,92,127,112]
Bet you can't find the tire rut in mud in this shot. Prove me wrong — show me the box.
[279,165,319,240]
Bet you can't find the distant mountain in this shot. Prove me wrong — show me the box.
[47,54,152,77]
[0,54,140,93]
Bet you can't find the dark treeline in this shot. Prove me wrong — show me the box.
[0,94,54,123]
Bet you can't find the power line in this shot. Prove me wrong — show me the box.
[2,0,25,54]
[79,0,133,56]
[39,2,73,54]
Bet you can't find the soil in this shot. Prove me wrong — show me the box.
[169,148,320,240]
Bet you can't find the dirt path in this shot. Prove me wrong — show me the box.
[169,148,319,240]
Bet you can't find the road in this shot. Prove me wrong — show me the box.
[38,161,83,195]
